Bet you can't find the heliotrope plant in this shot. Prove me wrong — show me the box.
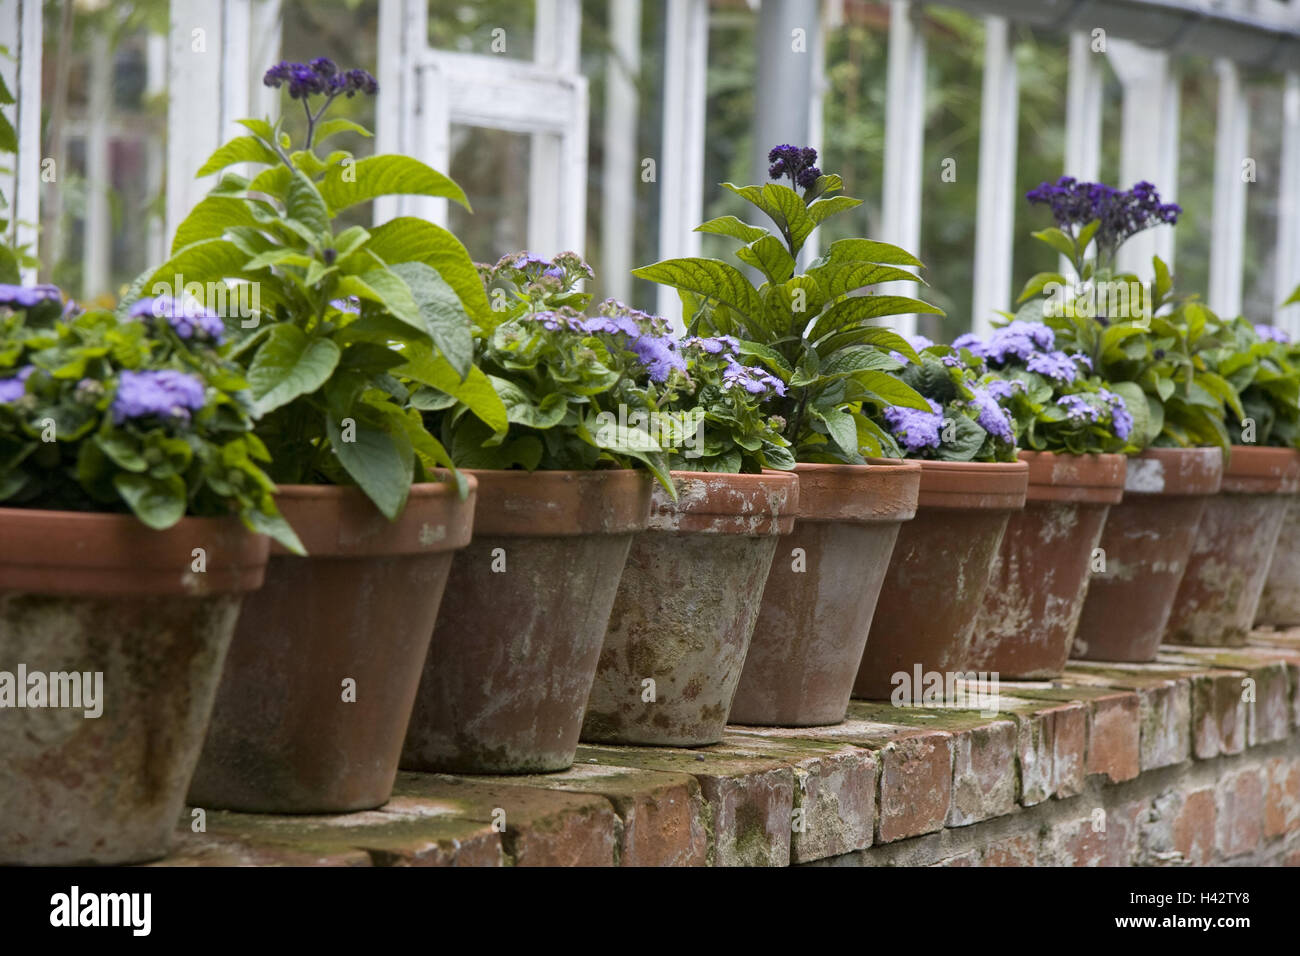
[430,253,792,486]
[129,57,506,519]
[1203,317,1300,447]
[1013,177,1237,450]
[633,145,934,464]
[870,333,1018,462]
[0,286,302,550]
[952,321,1135,454]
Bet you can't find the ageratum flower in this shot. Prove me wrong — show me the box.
[1057,393,1101,425]
[130,296,226,344]
[1025,349,1079,384]
[970,321,1057,365]
[687,335,741,356]
[0,284,62,309]
[1099,389,1134,440]
[111,369,207,425]
[0,365,34,403]
[883,399,943,453]
[985,379,1023,401]
[1256,324,1291,344]
[722,357,787,397]
[970,386,1015,442]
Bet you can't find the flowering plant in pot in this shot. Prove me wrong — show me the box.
[145,58,496,813]
[580,329,800,747]
[1167,316,1300,645]
[635,145,929,726]
[851,339,1029,700]
[402,253,689,773]
[1015,177,1225,663]
[946,322,1133,678]
[0,289,280,863]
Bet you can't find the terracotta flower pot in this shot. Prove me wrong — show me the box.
[1164,445,1300,647]
[0,509,268,865]
[728,460,921,726]
[1257,499,1300,628]
[852,460,1029,700]
[402,469,652,774]
[188,479,476,813]
[1071,447,1223,662]
[581,470,799,747]
[969,451,1126,678]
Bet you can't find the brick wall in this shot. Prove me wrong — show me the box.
[161,632,1300,867]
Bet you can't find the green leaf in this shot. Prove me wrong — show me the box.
[326,409,412,520]
[811,405,862,462]
[319,155,470,213]
[396,353,509,433]
[722,182,814,253]
[1031,227,1076,259]
[356,217,492,328]
[145,238,249,290]
[805,196,862,227]
[113,473,186,530]
[735,235,796,284]
[855,369,930,410]
[631,258,763,325]
[247,324,341,415]
[312,118,374,144]
[285,171,332,241]
[195,136,280,177]
[170,195,264,254]
[809,295,943,342]
[820,238,924,268]
[695,215,768,243]
[387,260,475,378]
[734,340,793,380]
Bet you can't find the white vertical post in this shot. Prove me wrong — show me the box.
[881,0,926,337]
[1064,31,1102,184]
[657,0,708,328]
[1109,39,1179,274]
[601,0,641,302]
[249,0,282,122]
[529,0,584,256]
[805,0,830,263]
[1209,58,1249,319]
[82,32,111,300]
[375,0,428,224]
[1275,72,1300,334]
[0,0,42,278]
[971,15,1019,337]
[146,32,169,263]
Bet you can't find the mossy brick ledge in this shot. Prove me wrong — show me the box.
[157,630,1300,867]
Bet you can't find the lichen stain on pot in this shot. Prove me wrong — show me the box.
[1257,500,1300,627]
[1124,457,1166,493]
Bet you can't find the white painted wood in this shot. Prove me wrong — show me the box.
[881,0,926,337]
[1209,57,1250,319]
[600,0,640,303]
[657,0,708,328]
[82,32,111,300]
[147,32,168,264]
[529,0,584,256]
[249,0,282,123]
[374,0,427,224]
[971,15,1019,337]
[1274,71,1300,334]
[0,0,42,278]
[1109,38,1179,274]
[805,0,828,264]
[1064,31,1102,184]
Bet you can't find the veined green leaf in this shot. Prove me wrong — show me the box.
[195,136,280,177]
[355,217,491,328]
[735,235,796,285]
[695,215,768,244]
[631,258,763,325]
[395,353,509,433]
[326,407,413,520]
[247,324,341,415]
[809,295,943,342]
[320,155,470,213]
[388,260,475,379]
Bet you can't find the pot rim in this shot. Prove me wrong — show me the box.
[1018,450,1128,504]
[787,457,921,524]
[271,474,478,558]
[1221,445,1300,495]
[0,507,269,597]
[1122,446,1224,497]
[464,467,652,537]
[916,458,1029,511]
[645,469,799,535]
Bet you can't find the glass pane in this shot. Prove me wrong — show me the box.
[448,126,532,262]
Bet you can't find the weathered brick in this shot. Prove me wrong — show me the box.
[1265,756,1300,839]
[1086,691,1142,782]
[1161,648,1293,746]
[1216,768,1265,859]
[575,744,793,866]
[471,762,707,866]
[1065,665,1192,770]
[1048,800,1143,866]
[982,833,1037,866]
[157,830,374,867]
[1171,788,1217,866]
[933,850,978,866]
[712,733,876,863]
[947,717,1018,826]
[876,731,954,843]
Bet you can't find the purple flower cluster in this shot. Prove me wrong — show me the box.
[1099,389,1133,440]
[110,369,207,425]
[1057,393,1100,425]
[722,357,787,397]
[0,284,61,309]
[263,58,378,99]
[687,335,741,356]
[984,379,1023,401]
[1255,324,1291,344]
[1025,349,1079,384]
[1057,389,1133,441]
[883,399,944,453]
[956,323,1086,384]
[1025,177,1180,252]
[768,145,821,191]
[970,386,1015,442]
[0,365,34,403]
[130,296,225,344]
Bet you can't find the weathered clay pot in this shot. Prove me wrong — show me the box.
[1165,445,1300,647]
[853,460,1029,700]
[0,509,269,865]
[1257,499,1300,627]
[1071,447,1223,662]
[581,470,799,746]
[728,460,921,726]
[968,452,1126,678]
[188,479,476,813]
[402,469,652,774]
